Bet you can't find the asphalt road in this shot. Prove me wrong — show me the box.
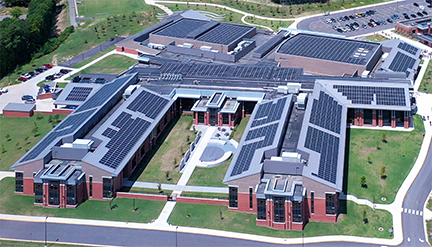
[297,0,423,37]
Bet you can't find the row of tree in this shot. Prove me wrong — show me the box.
[0,0,56,78]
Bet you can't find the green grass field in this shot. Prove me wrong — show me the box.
[130,115,196,184]
[366,34,389,42]
[0,114,66,171]
[419,62,432,93]
[78,0,151,18]
[187,158,231,187]
[71,45,116,69]
[169,200,392,238]
[0,240,81,247]
[346,115,424,204]
[0,177,164,223]
[77,54,137,75]
[121,186,173,196]
[231,117,249,142]
[180,191,228,199]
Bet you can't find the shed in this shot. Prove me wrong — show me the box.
[3,103,36,118]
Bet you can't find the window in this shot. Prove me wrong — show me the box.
[292,201,302,222]
[15,172,23,192]
[229,187,238,208]
[198,112,205,124]
[326,193,336,215]
[257,199,266,220]
[67,185,76,205]
[140,143,146,157]
[249,188,253,209]
[34,183,43,203]
[311,192,315,214]
[48,181,60,205]
[132,155,136,168]
[103,177,113,198]
[273,196,285,223]
[89,176,93,198]
[223,114,229,125]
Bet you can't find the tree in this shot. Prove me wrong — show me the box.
[380,165,386,179]
[32,125,39,136]
[367,156,371,164]
[107,192,115,210]
[157,183,162,193]
[376,141,380,150]
[360,175,367,188]
[1,144,6,153]
[165,170,170,181]
[15,142,20,149]
[48,115,53,123]
[381,131,387,143]
[24,136,29,144]
[11,7,22,19]
[5,134,10,141]
[362,209,368,224]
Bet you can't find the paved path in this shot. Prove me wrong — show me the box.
[68,0,78,27]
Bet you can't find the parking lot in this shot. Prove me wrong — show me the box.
[298,0,431,37]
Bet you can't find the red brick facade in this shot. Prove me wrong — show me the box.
[177,196,229,206]
[117,192,168,201]
[3,110,34,118]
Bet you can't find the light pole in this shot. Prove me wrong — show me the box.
[45,216,48,247]
[302,230,304,247]
[176,226,178,247]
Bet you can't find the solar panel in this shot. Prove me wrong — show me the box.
[21,109,96,162]
[75,76,133,113]
[278,34,378,65]
[271,67,303,81]
[160,63,191,74]
[187,64,231,77]
[230,66,272,79]
[309,91,342,134]
[251,97,287,127]
[304,126,339,184]
[65,87,92,101]
[388,51,416,73]
[99,112,151,169]
[397,42,418,55]
[196,23,254,45]
[153,19,208,38]
[333,85,406,106]
[126,90,169,119]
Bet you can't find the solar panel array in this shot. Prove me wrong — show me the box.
[388,51,416,73]
[75,76,132,113]
[160,62,302,81]
[102,128,117,139]
[127,90,169,119]
[309,91,342,134]
[304,126,340,184]
[65,87,93,101]
[21,109,96,162]
[196,23,254,45]
[153,19,207,38]
[251,97,287,127]
[397,42,418,55]
[99,112,151,169]
[231,124,278,176]
[253,31,286,58]
[333,85,406,106]
[278,34,377,65]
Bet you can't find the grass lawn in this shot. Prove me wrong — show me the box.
[231,117,249,142]
[71,45,115,69]
[0,10,158,87]
[166,0,391,18]
[56,82,68,88]
[169,200,392,238]
[346,115,424,204]
[0,177,164,223]
[130,115,196,184]
[0,240,81,247]
[181,191,228,200]
[419,62,432,93]
[365,34,389,42]
[0,114,66,171]
[166,4,292,31]
[428,218,432,245]
[76,54,137,75]
[121,186,173,196]
[78,0,151,18]
[187,158,231,187]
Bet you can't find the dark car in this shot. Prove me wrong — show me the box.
[45,75,55,81]
[387,18,393,23]
[411,13,417,18]
[414,2,419,7]
[59,69,72,74]
[21,95,33,101]
[418,12,424,16]
[423,10,428,15]
[429,5,432,8]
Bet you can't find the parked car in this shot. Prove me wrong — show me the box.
[25,98,36,104]
[45,75,55,81]
[59,69,72,74]
[43,63,53,69]
[54,73,63,79]
[418,12,424,17]
[21,95,33,101]
[423,10,429,15]
[387,18,393,23]
[17,77,27,82]
[0,87,8,93]
[21,72,33,79]
[414,2,419,7]
[411,13,417,18]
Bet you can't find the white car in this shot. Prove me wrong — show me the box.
[0,87,8,93]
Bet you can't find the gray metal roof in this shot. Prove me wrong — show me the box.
[223,95,293,183]
[54,83,103,106]
[3,103,35,112]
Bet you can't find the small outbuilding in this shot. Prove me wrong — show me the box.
[3,103,36,118]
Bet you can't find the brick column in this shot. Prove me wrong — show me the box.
[372,110,377,127]
[204,112,209,125]
[60,184,66,207]
[43,183,49,207]
[286,200,291,230]
[378,110,384,127]
[267,199,273,227]
[359,109,364,126]
[404,111,411,128]
[391,110,396,128]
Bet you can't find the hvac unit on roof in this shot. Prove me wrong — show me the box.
[295,93,308,110]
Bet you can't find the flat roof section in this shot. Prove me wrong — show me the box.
[153,18,208,39]
[196,22,255,45]
[277,33,381,66]
[54,83,103,106]
[3,103,35,112]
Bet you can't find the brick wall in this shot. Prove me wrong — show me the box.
[38,93,53,99]
[22,178,34,195]
[177,196,228,206]
[116,192,168,201]
[3,111,33,118]
[306,197,336,223]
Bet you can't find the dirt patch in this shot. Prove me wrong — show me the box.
[359,147,376,156]
[52,0,70,36]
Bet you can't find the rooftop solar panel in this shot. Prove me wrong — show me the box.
[397,42,419,55]
[196,23,254,45]
[230,66,272,79]
[251,97,287,128]
[278,34,378,65]
[187,64,231,77]
[126,90,169,119]
[271,67,303,81]
[333,85,406,106]
[65,87,93,101]
[153,18,208,38]
[309,91,342,134]
[304,126,339,184]
[388,51,416,73]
